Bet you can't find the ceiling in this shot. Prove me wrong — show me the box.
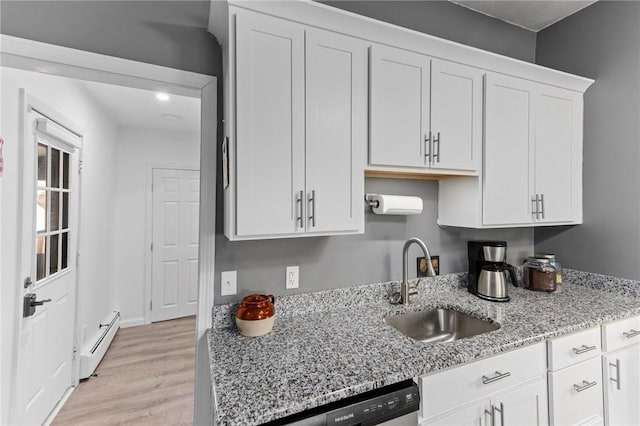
[79,80,200,134]
[449,0,598,32]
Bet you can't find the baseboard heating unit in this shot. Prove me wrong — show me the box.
[79,311,120,379]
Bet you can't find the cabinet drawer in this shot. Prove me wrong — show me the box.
[419,342,545,419]
[548,327,601,371]
[602,315,640,352]
[548,357,603,426]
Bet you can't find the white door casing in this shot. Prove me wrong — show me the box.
[151,168,200,323]
[13,106,81,425]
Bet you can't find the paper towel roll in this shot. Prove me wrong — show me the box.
[368,194,423,215]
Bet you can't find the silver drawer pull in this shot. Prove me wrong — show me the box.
[482,371,511,384]
[573,380,597,392]
[573,344,597,354]
[610,359,621,390]
[623,329,640,338]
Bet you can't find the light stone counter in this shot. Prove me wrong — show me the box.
[208,270,640,425]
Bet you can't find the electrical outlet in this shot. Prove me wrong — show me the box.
[417,255,439,277]
[221,270,237,296]
[286,266,299,289]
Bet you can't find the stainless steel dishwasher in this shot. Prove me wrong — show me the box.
[265,379,420,426]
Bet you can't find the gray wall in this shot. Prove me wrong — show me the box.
[214,1,538,304]
[0,1,219,76]
[215,179,534,304]
[534,1,640,280]
[319,1,536,62]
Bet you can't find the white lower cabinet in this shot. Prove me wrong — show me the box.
[419,343,547,426]
[602,315,640,426]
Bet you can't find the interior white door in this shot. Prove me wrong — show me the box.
[234,10,305,237]
[534,87,581,223]
[603,344,640,426]
[483,74,535,226]
[151,168,200,322]
[369,44,431,168]
[430,59,483,171]
[304,28,366,234]
[14,116,80,425]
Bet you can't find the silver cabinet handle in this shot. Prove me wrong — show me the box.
[296,190,304,229]
[432,131,440,163]
[610,359,621,390]
[494,403,504,426]
[573,344,597,354]
[482,371,511,384]
[574,380,598,392]
[531,195,539,219]
[424,131,431,163]
[540,193,545,219]
[308,190,316,227]
[485,406,495,426]
[623,329,640,338]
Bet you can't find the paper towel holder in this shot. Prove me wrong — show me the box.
[364,194,380,208]
[365,193,424,215]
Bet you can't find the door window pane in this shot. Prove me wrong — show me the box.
[62,152,70,189]
[51,148,60,188]
[36,236,46,280]
[62,193,69,229]
[37,143,48,186]
[49,234,59,275]
[36,190,47,233]
[61,232,68,269]
[50,191,60,231]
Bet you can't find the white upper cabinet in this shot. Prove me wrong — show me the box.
[369,45,430,168]
[305,28,366,235]
[439,73,584,228]
[227,10,366,240]
[430,59,483,172]
[369,46,482,174]
[234,11,305,237]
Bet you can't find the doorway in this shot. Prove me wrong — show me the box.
[2,35,217,425]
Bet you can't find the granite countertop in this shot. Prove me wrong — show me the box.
[207,270,640,425]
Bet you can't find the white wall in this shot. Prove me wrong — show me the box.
[0,67,119,424]
[113,127,200,326]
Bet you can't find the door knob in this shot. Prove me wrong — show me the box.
[23,293,52,317]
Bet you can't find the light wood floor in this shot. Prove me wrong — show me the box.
[53,316,196,426]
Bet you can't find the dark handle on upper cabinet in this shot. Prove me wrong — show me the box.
[296,190,304,229]
[424,132,431,163]
[432,132,440,163]
[540,193,545,219]
[531,195,539,219]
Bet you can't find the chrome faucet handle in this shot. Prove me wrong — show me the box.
[389,292,402,305]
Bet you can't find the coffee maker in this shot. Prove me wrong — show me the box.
[468,241,518,302]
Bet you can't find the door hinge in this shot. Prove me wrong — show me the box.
[76,252,80,267]
[72,343,78,361]
[150,300,152,310]
[150,242,153,251]
[78,160,83,175]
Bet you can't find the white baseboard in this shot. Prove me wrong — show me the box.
[120,317,145,328]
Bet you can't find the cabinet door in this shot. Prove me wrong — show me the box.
[422,399,488,426]
[235,11,305,236]
[548,357,603,426]
[493,379,548,426]
[483,74,535,226]
[370,45,430,168]
[603,345,640,426]
[430,59,483,171]
[534,86,582,224]
[305,29,366,234]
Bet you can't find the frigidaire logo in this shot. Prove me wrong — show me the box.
[335,413,355,422]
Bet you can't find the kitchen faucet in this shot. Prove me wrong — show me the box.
[400,238,436,305]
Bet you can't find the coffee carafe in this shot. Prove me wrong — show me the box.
[468,241,518,302]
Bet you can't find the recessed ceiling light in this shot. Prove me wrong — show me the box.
[156,92,170,102]
[161,114,180,121]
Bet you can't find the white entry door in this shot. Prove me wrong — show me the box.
[13,115,81,425]
[151,168,200,322]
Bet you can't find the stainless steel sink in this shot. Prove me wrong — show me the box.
[384,308,499,343]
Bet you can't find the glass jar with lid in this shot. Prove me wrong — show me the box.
[534,253,563,291]
[523,257,557,292]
